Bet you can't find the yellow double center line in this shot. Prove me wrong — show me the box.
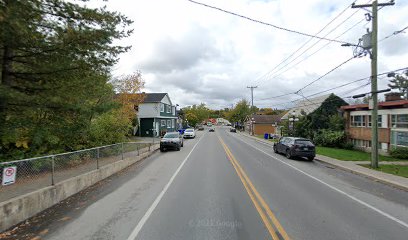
[217,135,291,240]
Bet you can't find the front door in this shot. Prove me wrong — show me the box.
[155,122,160,137]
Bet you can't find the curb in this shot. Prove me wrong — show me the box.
[313,158,408,192]
[237,132,408,192]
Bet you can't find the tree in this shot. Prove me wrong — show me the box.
[183,103,210,125]
[111,72,145,121]
[388,71,408,99]
[226,99,251,125]
[185,112,199,127]
[0,0,133,160]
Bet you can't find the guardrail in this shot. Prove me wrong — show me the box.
[0,142,153,203]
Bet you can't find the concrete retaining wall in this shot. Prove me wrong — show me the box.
[0,144,159,232]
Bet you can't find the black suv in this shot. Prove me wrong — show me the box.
[273,137,315,161]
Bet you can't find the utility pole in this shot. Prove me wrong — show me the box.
[247,86,258,108]
[352,0,394,168]
[247,86,257,135]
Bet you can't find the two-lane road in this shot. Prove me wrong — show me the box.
[5,126,408,240]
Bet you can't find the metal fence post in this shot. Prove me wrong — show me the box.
[137,145,140,156]
[121,143,124,160]
[97,147,100,169]
[51,156,55,186]
[149,143,151,151]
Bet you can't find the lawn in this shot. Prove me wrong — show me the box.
[316,146,405,162]
[360,164,408,178]
[255,135,278,142]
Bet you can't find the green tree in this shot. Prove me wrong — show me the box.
[185,112,199,127]
[226,99,251,125]
[183,103,210,125]
[388,71,408,99]
[0,0,132,160]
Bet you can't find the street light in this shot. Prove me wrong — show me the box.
[288,111,299,136]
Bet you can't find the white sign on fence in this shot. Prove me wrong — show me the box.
[2,166,17,186]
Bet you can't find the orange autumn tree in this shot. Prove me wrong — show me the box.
[112,71,146,121]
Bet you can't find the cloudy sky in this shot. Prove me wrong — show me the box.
[93,0,408,109]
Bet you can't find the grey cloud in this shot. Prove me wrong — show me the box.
[140,26,220,74]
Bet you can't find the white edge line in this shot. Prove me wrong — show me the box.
[127,133,206,240]
[231,133,408,229]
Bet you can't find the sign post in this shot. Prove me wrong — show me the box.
[2,166,17,186]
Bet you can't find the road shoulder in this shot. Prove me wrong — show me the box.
[237,131,408,192]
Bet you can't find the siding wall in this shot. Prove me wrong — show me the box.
[253,124,277,135]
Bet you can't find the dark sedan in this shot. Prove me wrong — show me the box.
[273,137,315,161]
[160,132,184,152]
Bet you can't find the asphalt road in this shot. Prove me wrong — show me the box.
[4,126,408,240]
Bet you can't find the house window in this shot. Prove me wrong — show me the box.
[161,120,166,127]
[167,120,171,128]
[172,107,175,115]
[167,105,171,113]
[172,119,175,128]
[391,114,408,128]
[391,131,408,147]
[160,103,164,112]
[368,115,382,127]
[351,115,366,127]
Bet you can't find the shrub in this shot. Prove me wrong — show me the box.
[313,130,346,148]
[389,147,408,159]
[341,142,354,150]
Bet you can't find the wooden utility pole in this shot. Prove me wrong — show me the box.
[352,0,395,168]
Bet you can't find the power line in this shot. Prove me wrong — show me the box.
[258,56,357,101]
[252,0,359,86]
[257,67,408,106]
[257,17,366,86]
[255,2,365,86]
[296,56,356,93]
[378,24,408,43]
[186,0,352,44]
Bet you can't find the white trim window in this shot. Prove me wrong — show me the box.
[172,119,175,128]
[161,120,166,127]
[391,131,408,147]
[391,114,408,128]
[160,103,164,112]
[167,105,171,113]
[368,115,382,127]
[351,115,366,127]
[167,120,171,128]
[172,106,175,116]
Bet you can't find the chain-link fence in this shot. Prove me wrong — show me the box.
[0,142,154,203]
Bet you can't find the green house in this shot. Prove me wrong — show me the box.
[136,93,178,137]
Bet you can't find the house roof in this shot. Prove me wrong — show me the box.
[251,114,282,124]
[142,93,167,103]
[281,94,331,120]
[341,100,408,111]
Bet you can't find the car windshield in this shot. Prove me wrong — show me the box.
[185,129,194,132]
[163,133,179,138]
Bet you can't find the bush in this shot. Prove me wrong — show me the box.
[313,130,346,148]
[341,142,354,150]
[390,147,408,159]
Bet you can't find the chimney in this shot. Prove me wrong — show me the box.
[385,92,402,102]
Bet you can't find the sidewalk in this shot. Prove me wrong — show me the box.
[237,131,408,192]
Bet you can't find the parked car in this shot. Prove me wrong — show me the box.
[273,137,315,161]
[183,128,196,138]
[230,127,236,132]
[209,127,215,132]
[197,125,204,131]
[160,132,184,152]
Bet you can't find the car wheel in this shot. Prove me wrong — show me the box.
[177,147,181,151]
[286,149,292,159]
[273,146,278,153]
[160,147,165,152]
[307,157,314,161]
